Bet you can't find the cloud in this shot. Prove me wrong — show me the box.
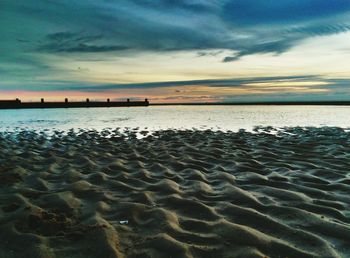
[219,1,350,61]
[129,0,219,13]
[282,23,350,37]
[2,75,349,103]
[54,75,331,92]
[39,32,130,53]
[2,0,350,94]
[197,50,223,57]
[222,56,241,62]
[30,75,344,103]
[7,0,350,58]
[0,75,324,92]
[223,0,350,25]
[222,38,297,62]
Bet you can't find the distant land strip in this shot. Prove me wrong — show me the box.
[2,99,350,110]
[151,101,350,106]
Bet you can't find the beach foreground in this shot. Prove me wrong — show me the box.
[0,128,349,258]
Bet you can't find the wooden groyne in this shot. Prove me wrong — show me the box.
[0,98,149,109]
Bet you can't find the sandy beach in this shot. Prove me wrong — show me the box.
[0,127,349,258]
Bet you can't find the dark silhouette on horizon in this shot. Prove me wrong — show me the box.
[0,98,149,109]
[2,98,350,110]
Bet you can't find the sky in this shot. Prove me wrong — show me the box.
[1,0,350,103]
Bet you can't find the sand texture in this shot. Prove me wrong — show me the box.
[0,127,350,258]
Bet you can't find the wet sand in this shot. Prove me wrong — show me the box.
[0,127,349,258]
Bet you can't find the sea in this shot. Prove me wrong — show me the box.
[1,105,350,133]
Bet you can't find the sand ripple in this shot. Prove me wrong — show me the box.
[0,127,349,257]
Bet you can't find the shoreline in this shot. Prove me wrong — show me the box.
[0,127,349,257]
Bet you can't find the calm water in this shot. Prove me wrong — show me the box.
[0,105,350,132]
